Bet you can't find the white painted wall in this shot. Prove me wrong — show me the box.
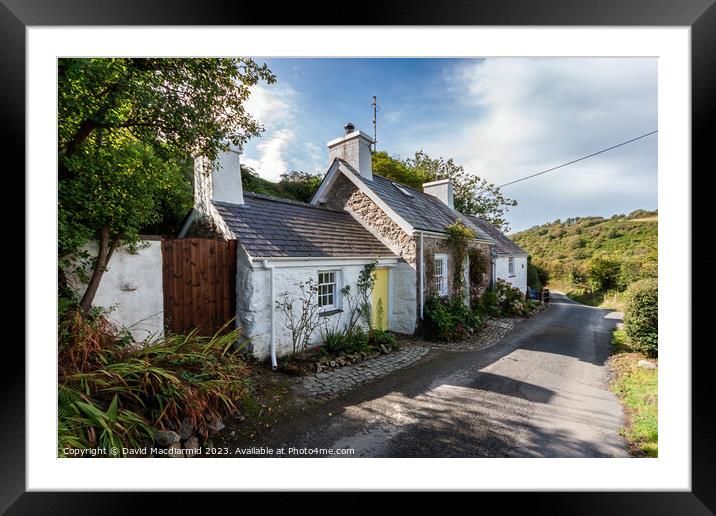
[70,240,164,342]
[494,255,528,293]
[238,259,413,360]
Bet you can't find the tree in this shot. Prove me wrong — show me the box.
[59,58,275,312]
[586,256,621,293]
[371,150,517,232]
[278,171,322,202]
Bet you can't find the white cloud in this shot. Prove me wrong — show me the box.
[242,128,296,181]
[427,58,657,230]
[242,83,302,180]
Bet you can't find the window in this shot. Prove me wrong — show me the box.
[392,182,414,198]
[318,271,338,310]
[508,257,515,276]
[434,254,448,296]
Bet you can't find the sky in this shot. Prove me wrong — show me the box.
[241,58,657,233]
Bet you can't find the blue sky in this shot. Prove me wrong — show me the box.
[242,58,657,232]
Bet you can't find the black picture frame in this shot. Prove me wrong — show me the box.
[6,0,711,512]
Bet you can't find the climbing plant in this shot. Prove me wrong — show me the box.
[445,221,476,297]
[341,260,378,335]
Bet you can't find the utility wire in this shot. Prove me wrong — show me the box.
[498,130,658,188]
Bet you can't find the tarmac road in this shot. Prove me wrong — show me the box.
[225,293,629,458]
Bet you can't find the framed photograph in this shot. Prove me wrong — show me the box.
[8,0,711,511]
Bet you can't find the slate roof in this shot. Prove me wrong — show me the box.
[339,160,493,241]
[213,192,397,259]
[465,215,528,255]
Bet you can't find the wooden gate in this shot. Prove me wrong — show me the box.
[162,238,237,336]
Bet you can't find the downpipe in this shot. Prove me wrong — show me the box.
[419,231,425,320]
[263,259,277,370]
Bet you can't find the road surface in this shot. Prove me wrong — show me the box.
[226,293,628,458]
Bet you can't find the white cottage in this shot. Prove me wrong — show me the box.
[466,216,529,293]
[180,141,407,368]
[180,124,527,366]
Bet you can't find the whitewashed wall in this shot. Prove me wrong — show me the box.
[238,260,411,360]
[390,261,417,334]
[494,255,528,293]
[70,240,164,342]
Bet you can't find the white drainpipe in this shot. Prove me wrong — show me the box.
[263,259,277,370]
[419,231,425,320]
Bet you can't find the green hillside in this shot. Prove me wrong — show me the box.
[512,209,657,305]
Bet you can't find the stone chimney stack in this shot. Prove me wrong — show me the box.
[327,122,374,181]
[422,179,454,209]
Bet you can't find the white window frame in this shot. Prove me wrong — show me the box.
[317,270,339,311]
[508,256,515,276]
[434,253,449,296]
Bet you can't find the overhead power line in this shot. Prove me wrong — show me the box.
[498,130,658,188]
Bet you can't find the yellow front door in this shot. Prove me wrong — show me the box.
[372,268,389,331]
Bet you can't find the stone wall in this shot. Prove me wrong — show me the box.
[416,236,492,300]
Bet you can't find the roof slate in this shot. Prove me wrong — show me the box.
[213,193,397,259]
[338,160,493,241]
[465,215,528,255]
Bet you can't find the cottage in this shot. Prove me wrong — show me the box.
[180,124,524,366]
[466,216,529,293]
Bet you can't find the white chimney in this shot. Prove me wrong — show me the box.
[327,122,373,181]
[423,179,454,209]
[210,144,244,205]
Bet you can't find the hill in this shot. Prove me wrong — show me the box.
[511,209,657,305]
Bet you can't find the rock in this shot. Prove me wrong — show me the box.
[180,417,194,441]
[168,441,183,458]
[154,429,181,446]
[637,360,657,369]
[379,344,389,354]
[316,362,323,373]
[183,436,199,457]
[336,357,346,367]
[329,360,337,368]
[207,416,225,434]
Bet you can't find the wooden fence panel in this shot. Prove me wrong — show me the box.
[162,238,237,336]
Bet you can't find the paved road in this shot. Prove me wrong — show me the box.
[229,293,629,457]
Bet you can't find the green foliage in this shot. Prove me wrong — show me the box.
[526,256,546,290]
[58,309,247,457]
[240,166,322,203]
[341,261,378,335]
[370,329,398,351]
[320,325,348,356]
[478,290,501,318]
[423,294,483,341]
[586,256,621,292]
[59,58,276,309]
[445,221,477,296]
[371,150,517,232]
[494,279,529,316]
[623,279,658,357]
[512,210,657,295]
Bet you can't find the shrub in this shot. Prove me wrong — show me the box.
[320,326,348,355]
[494,279,528,316]
[623,279,658,356]
[478,290,501,317]
[586,256,621,293]
[423,294,483,341]
[370,329,398,350]
[58,309,247,457]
